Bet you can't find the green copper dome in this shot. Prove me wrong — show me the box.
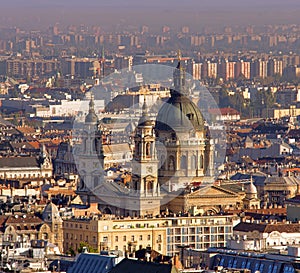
[155,57,205,132]
[155,94,205,132]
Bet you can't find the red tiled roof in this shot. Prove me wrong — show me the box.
[6,214,43,225]
[208,108,240,115]
[282,168,300,173]
[50,139,62,145]
[0,216,8,228]
[16,126,36,134]
[45,188,76,196]
[235,128,252,134]
[27,141,40,149]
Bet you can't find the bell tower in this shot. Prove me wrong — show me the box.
[40,144,53,177]
[75,94,105,204]
[131,97,161,216]
[133,97,159,195]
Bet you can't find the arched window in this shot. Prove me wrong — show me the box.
[200,154,204,169]
[80,177,85,189]
[180,155,187,169]
[146,143,151,157]
[136,143,140,157]
[147,180,153,192]
[161,155,166,170]
[82,137,87,152]
[93,138,98,152]
[168,156,175,171]
[191,155,197,169]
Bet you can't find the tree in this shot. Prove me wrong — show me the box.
[68,247,76,256]
[78,241,98,253]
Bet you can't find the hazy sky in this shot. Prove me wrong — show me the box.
[1,0,300,30]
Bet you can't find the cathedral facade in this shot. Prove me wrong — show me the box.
[75,58,215,217]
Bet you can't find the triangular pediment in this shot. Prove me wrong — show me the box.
[188,185,239,197]
[143,135,154,140]
[71,195,84,205]
[144,174,156,179]
[93,181,126,197]
[132,174,156,180]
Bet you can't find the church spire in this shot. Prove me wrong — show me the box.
[172,49,188,96]
[85,93,98,124]
[138,95,151,126]
[142,95,148,118]
[89,93,95,111]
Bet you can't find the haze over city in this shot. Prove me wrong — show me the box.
[1,0,300,30]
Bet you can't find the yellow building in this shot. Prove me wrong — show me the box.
[42,202,64,253]
[63,216,167,255]
[63,214,235,257]
[263,105,300,119]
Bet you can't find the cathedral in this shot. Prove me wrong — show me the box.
[75,57,216,217]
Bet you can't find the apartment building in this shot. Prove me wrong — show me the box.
[63,214,235,257]
[166,215,234,256]
[63,216,168,255]
[5,58,59,78]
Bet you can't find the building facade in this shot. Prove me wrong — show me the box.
[228,221,300,251]
[0,145,52,180]
[63,214,235,257]
[75,57,215,217]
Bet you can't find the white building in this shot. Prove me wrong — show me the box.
[33,99,105,118]
[228,221,300,251]
[208,108,241,122]
[0,147,52,180]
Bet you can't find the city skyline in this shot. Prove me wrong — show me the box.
[1,1,300,272]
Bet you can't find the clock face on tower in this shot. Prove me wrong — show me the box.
[146,166,153,173]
